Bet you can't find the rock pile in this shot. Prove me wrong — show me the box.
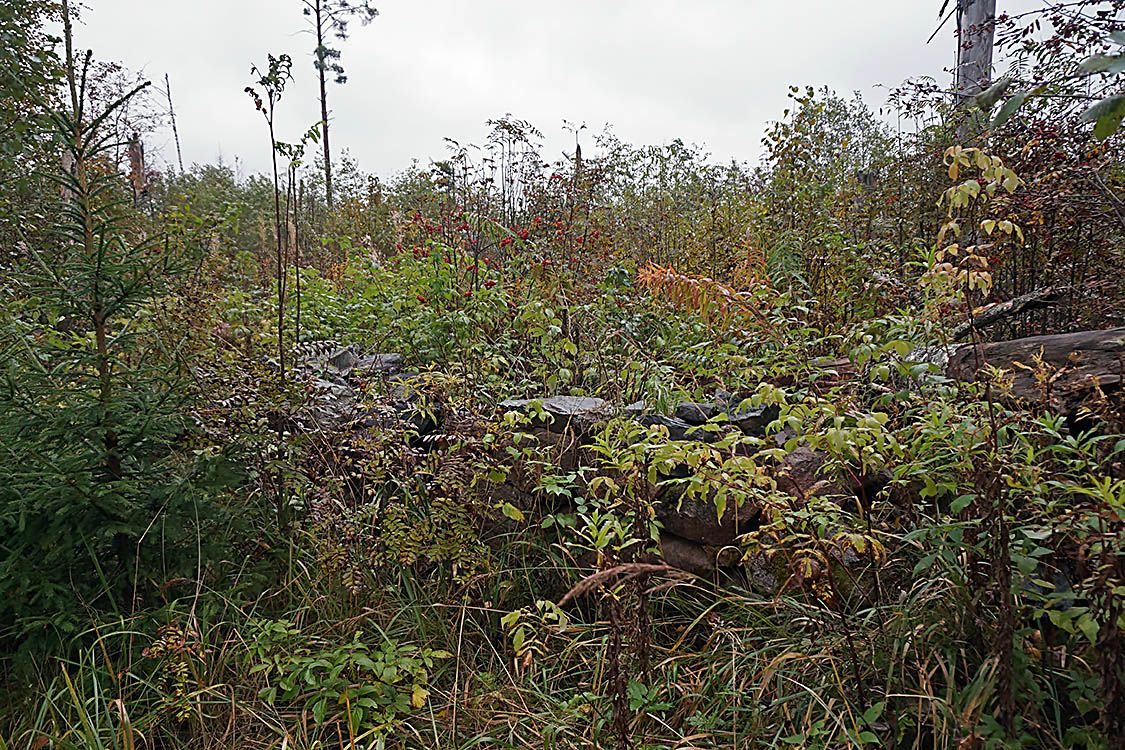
[493,391,861,580]
[292,341,423,434]
[290,327,1120,589]
[291,341,877,582]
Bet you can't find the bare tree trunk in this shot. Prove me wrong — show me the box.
[164,73,185,174]
[955,0,996,100]
[269,119,286,384]
[295,178,303,344]
[315,0,334,209]
[954,1,996,158]
[127,132,146,206]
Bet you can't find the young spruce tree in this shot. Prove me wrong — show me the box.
[0,1,234,653]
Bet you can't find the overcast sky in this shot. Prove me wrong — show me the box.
[74,0,1044,179]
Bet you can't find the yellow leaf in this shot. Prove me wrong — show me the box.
[500,503,525,522]
[411,685,429,709]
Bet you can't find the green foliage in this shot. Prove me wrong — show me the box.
[1,4,1122,748]
[248,619,447,736]
[988,30,1125,140]
[0,0,61,249]
[304,0,378,86]
[0,20,238,653]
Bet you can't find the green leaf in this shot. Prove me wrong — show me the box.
[1095,109,1125,141]
[913,553,937,575]
[1081,54,1118,73]
[950,494,975,513]
[1047,610,1074,634]
[975,76,1011,111]
[713,493,727,524]
[992,91,1028,128]
[1080,94,1125,142]
[862,701,886,724]
[1109,30,1125,46]
[1077,613,1100,644]
[1014,554,1038,575]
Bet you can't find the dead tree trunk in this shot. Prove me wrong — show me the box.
[955,0,996,101]
[314,0,334,209]
[164,73,185,174]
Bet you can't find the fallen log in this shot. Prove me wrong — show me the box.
[951,286,1062,341]
[946,327,1125,412]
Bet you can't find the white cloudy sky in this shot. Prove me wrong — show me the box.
[74,0,1044,178]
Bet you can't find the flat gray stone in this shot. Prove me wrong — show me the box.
[673,396,778,436]
[300,378,357,431]
[499,398,533,411]
[356,353,405,374]
[728,403,779,436]
[498,395,610,433]
[542,395,608,416]
[623,400,647,416]
[326,346,359,373]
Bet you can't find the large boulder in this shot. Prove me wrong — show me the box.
[674,393,779,437]
[657,534,742,576]
[290,342,426,436]
[299,378,358,431]
[655,484,760,545]
[742,544,880,605]
[295,341,405,381]
[356,352,405,376]
[654,445,880,547]
[774,447,849,499]
[387,373,443,437]
[525,428,583,472]
[772,446,891,504]
[744,551,785,595]
[674,402,717,424]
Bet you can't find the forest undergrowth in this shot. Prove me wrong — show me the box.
[1,1,1124,748]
